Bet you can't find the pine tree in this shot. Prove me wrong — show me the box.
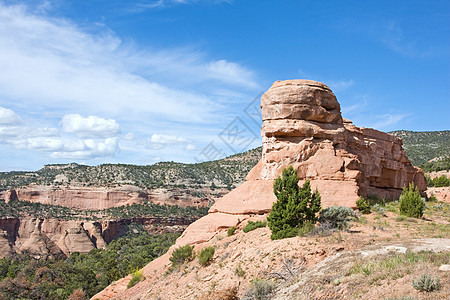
[268,166,321,240]
[399,182,424,218]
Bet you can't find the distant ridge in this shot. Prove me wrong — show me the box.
[390,130,450,166]
[1,130,449,190]
[0,147,262,190]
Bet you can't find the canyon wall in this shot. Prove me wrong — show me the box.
[1,185,211,210]
[0,216,190,258]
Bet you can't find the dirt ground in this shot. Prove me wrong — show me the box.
[100,199,449,300]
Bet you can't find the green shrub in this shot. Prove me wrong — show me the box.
[268,166,321,240]
[297,221,315,236]
[198,247,215,266]
[227,226,236,236]
[432,175,450,187]
[395,215,407,222]
[356,197,371,214]
[243,220,267,233]
[235,263,245,277]
[412,274,441,292]
[427,194,438,202]
[127,270,144,289]
[244,279,276,300]
[169,245,194,268]
[319,206,355,230]
[372,204,387,216]
[399,183,424,218]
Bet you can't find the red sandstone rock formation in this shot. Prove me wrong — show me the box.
[92,80,429,300]
[179,80,426,247]
[1,185,211,210]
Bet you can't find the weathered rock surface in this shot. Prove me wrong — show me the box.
[426,187,450,203]
[92,79,429,299]
[258,80,426,204]
[0,216,191,258]
[2,185,211,210]
[170,79,426,248]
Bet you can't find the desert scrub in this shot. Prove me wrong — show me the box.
[297,221,315,236]
[169,245,195,269]
[198,247,215,266]
[243,220,267,233]
[319,206,355,230]
[127,270,144,288]
[356,197,371,214]
[227,226,236,236]
[235,263,245,277]
[243,279,276,300]
[399,183,424,218]
[372,204,387,216]
[412,274,441,292]
[349,251,449,284]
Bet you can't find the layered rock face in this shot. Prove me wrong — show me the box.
[2,185,210,210]
[184,79,426,245]
[0,216,190,258]
[93,80,428,299]
[258,80,426,203]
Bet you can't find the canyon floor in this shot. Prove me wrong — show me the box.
[95,198,449,300]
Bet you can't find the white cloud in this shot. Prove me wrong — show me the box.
[147,133,189,150]
[150,134,188,144]
[61,114,120,138]
[130,0,232,11]
[0,106,119,160]
[328,79,355,92]
[0,2,260,169]
[0,3,257,124]
[123,132,135,140]
[207,60,257,88]
[50,137,119,159]
[0,106,22,125]
[368,113,411,130]
[185,144,196,151]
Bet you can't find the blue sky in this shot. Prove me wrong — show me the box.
[0,0,449,171]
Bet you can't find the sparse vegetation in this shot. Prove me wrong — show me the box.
[420,157,450,172]
[234,263,245,277]
[318,206,355,230]
[297,221,315,236]
[0,148,262,190]
[127,270,144,289]
[412,274,441,292]
[243,279,276,300]
[399,183,424,218]
[198,247,215,266]
[227,226,236,236]
[349,251,449,284]
[390,130,450,166]
[0,199,208,221]
[243,220,267,233]
[426,174,450,187]
[169,245,195,269]
[356,197,371,214]
[268,166,321,240]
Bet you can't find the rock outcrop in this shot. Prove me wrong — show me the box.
[0,216,191,258]
[179,80,426,246]
[92,79,428,300]
[1,185,211,210]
